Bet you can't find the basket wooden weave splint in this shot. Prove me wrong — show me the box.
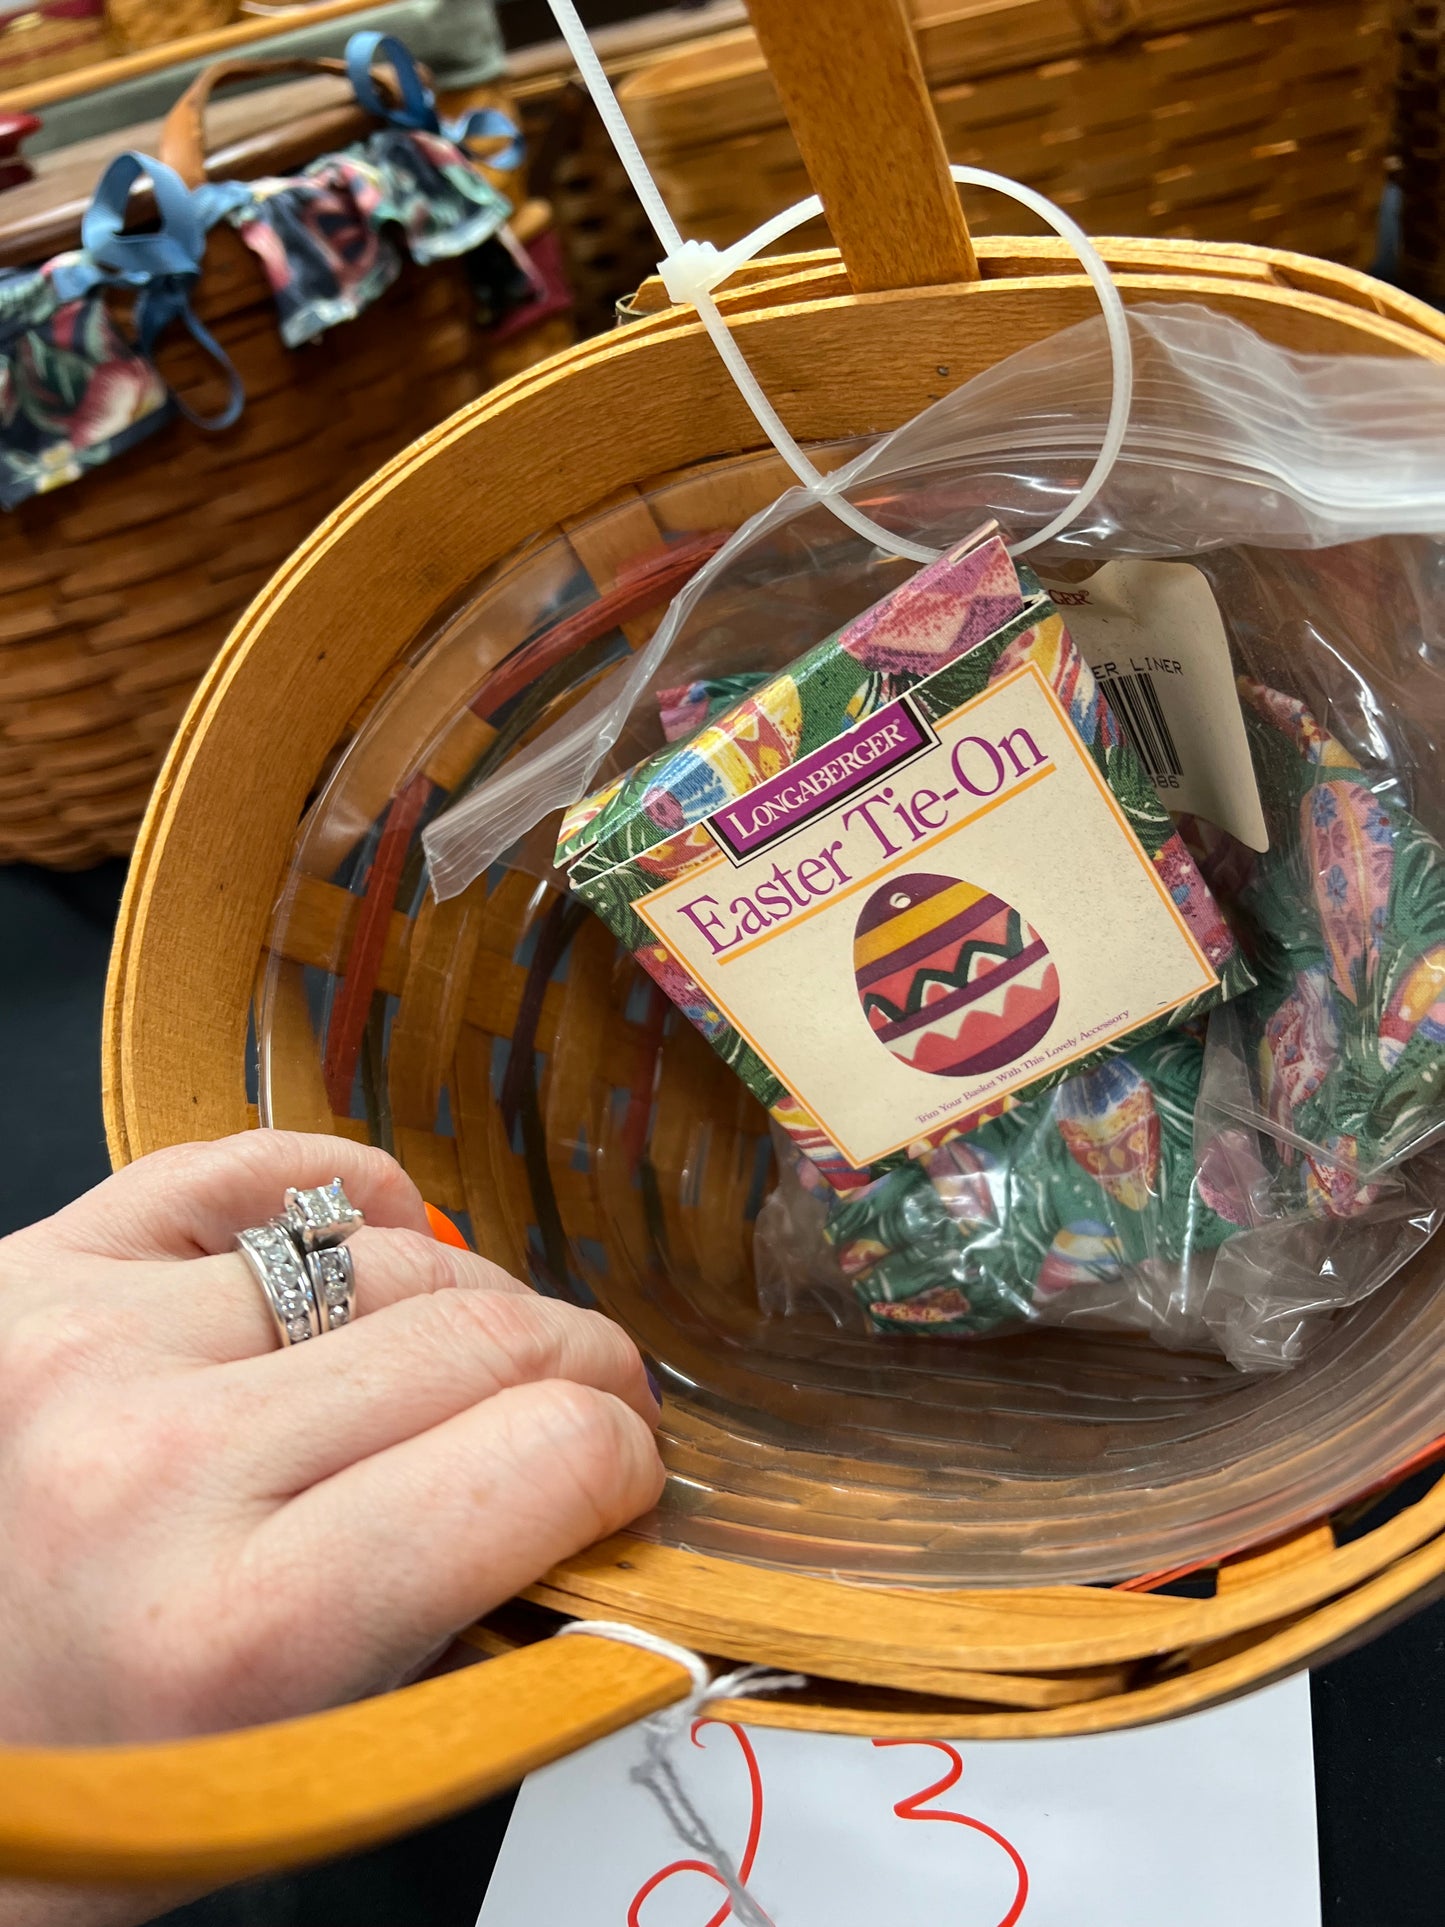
[7,0,1445,1888]
[1394,0,1445,306]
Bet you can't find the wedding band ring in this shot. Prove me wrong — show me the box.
[236,1222,321,1346]
[306,1245,356,1332]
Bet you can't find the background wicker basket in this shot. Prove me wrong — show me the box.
[0,51,564,871]
[0,0,110,91]
[1393,0,1445,304]
[106,0,239,53]
[616,0,1396,269]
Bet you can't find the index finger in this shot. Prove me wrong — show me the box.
[43,1131,432,1260]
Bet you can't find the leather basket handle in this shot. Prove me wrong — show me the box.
[158,52,412,188]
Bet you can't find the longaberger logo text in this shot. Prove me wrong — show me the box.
[707,696,934,862]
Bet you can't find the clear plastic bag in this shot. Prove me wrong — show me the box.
[424,302,1445,1369]
[423,302,1445,898]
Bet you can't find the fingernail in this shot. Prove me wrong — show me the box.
[644,1364,663,1407]
[424,1202,470,1250]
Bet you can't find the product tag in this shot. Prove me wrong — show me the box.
[562,528,1251,1191]
[623,656,1218,1175]
[1045,560,1269,852]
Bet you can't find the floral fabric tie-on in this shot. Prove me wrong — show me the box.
[0,261,172,509]
[1190,683,1445,1208]
[807,682,1445,1343]
[672,671,1445,1349]
[571,536,1251,1199]
[228,125,511,349]
[0,30,518,509]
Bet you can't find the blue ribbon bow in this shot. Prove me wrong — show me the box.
[345,30,525,173]
[52,150,249,431]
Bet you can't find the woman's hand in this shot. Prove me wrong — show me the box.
[0,1130,663,1751]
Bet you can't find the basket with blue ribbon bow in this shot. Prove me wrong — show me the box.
[0,31,565,869]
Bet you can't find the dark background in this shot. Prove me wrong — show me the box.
[2,861,1442,1924]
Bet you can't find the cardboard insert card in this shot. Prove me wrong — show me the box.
[559,527,1253,1192]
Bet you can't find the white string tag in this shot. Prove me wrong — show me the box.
[556,1619,805,1926]
[477,1675,1321,1925]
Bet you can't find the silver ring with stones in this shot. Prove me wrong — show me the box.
[236,1222,322,1347]
[283,1178,364,1255]
[306,1244,355,1333]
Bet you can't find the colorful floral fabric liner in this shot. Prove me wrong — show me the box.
[774,681,1445,1336]
[229,125,511,349]
[0,126,510,511]
[563,530,1253,1195]
[0,262,172,510]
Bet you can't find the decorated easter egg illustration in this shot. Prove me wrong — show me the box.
[1035,1220,1124,1297]
[1054,1058,1161,1212]
[853,871,1060,1078]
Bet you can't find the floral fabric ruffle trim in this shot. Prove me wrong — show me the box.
[229,127,511,350]
[0,262,172,511]
[0,126,511,509]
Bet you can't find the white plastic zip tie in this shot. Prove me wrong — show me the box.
[545,0,1133,561]
[557,1619,806,1927]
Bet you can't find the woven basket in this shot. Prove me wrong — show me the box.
[0,0,382,115]
[0,48,559,870]
[9,0,1444,1887]
[1394,0,1445,303]
[518,76,657,336]
[106,0,239,53]
[0,2,110,89]
[0,2,112,90]
[618,0,1395,268]
[510,4,747,338]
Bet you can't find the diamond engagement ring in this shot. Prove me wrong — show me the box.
[283,1178,364,1254]
[237,1179,364,1347]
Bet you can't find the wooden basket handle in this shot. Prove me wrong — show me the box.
[0,1636,690,1884]
[744,0,977,291]
[158,52,412,189]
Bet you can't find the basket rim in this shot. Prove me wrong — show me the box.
[105,240,1445,1738]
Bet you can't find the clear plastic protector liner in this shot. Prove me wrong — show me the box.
[422,303,1445,1371]
[265,304,1445,1583]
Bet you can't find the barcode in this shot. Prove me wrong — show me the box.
[1096,668,1183,783]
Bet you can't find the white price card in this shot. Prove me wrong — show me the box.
[478,1674,1318,1926]
[1046,558,1270,852]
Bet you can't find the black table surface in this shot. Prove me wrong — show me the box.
[2,860,1441,1926]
